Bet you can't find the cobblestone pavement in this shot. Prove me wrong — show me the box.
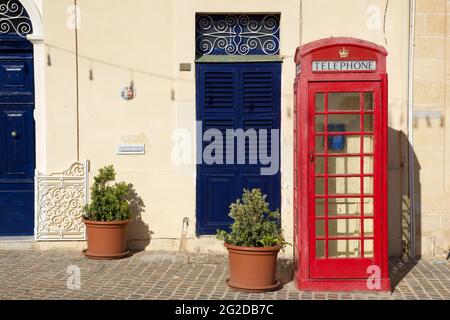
[0,249,449,300]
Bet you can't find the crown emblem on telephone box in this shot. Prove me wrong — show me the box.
[339,47,349,58]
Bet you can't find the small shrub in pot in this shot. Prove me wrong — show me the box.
[83,165,131,259]
[217,188,288,292]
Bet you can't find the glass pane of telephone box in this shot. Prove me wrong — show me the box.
[316,220,325,237]
[315,115,325,132]
[328,114,360,132]
[329,240,361,258]
[315,156,325,174]
[364,177,374,195]
[329,135,360,154]
[328,92,360,111]
[364,135,374,153]
[315,178,325,195]
[328,177,360,195]
[364,219,374,236]
[316,240,326,258]
[364,114,374,132]
[315,136,325,153]
[328,156,361,174]
[364,239,374,258]
[329,219,361,237]
[364,198,374,216]
[316,198,325,217]
[364,156,374,173]
[364,92,374,111]
[315,93,325,112]
[328,198,362,216]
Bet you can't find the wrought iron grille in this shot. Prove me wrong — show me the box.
[35,161,88,241]
[196,14,280,56]
[0,0,33,38]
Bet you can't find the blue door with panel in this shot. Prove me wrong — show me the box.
[196,62,281,235]
[0,39,35,236]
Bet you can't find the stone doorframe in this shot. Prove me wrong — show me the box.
[19,0,45,173]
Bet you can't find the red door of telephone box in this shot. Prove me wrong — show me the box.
[293,38,390,291]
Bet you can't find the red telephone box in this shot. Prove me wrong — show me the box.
[293,38,390,291]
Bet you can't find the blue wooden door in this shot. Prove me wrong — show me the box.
[196,62,281,235]
[0,47,35,236]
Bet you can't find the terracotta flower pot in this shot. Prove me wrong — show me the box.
[224,243,281,293]
[83,219,130,260]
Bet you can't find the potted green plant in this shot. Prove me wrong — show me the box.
[217,188,288,292]
[83,165,130,260]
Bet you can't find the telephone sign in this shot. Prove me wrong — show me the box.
[312,60,377,72]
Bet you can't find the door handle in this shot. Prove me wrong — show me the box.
[11,131,18,138]
[309,153,314,162]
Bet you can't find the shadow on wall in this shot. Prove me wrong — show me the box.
[411,132,422,260]
[387,127,421,260]
[125,183,153,251]
[276,258,294,288]
[387,128,422,289]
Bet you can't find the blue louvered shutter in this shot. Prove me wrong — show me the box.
[196,63,281,235]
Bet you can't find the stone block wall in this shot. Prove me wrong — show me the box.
[413,0,450,257]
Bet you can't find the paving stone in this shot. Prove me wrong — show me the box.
[0,250,449,300]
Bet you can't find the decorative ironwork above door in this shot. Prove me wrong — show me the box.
[196,14,280,56]
[0,0,33,38]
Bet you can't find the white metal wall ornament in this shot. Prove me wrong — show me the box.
[121,85,136,100]
[196,14,280,56]
[35,161,89,241]
[0,0,33,38]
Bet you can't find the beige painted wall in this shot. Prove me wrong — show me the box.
[43,0,78,171]
[40,0,413,257]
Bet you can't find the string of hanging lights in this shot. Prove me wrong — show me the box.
[44,43,176,82]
